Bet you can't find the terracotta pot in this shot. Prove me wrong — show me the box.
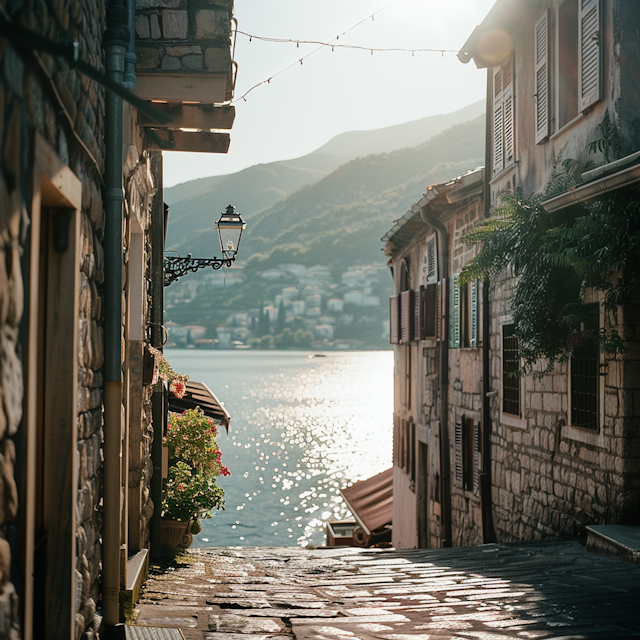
[161,519,194,554]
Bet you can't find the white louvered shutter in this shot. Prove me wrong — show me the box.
[493,66,504,175]
[413,287,423,342]
[579,0,601,112]
[534,11,550,143]
[436,281,443,341]
[502,58,515,166]
[426,235,438,284]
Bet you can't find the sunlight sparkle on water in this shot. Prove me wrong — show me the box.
[164,350,393,547]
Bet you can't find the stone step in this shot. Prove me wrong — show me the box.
[586,525,640,564]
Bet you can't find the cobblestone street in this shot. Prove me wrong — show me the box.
[133,541,640,639]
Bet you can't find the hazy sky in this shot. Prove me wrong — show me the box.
[163,0,496,188]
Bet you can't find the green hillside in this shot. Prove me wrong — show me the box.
[170,115,485,271]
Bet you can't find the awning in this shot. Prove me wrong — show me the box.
[168,380,231,432]
[340,468,393,536]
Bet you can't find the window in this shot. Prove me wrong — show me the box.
[537,0,602,137]
[449,275,479,349]
[493,55,515,175]
[455,416,480,495]
[569,304,599,431]
[502,324,521,417]
[389,296,399,344]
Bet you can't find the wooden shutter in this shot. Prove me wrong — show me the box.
[400,290,413,343]
[410,420,416,486]
[449,275,461,349]
[424,283,437,338]
[579,0,601,112]
[389,296,399,344]
[473,422,481,497]
[502,57,515,167]
[493,66,504,175]
[413,287,423,341]
[454,420,463,484]
[534,10,550,143]
[426,235,438,284]
[470,280,479,348]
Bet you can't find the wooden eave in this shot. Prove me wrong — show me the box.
[144,130,230,153]
[138,103,235,130]
[134,71,229,104]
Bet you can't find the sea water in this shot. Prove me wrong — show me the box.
[164,349,393,547]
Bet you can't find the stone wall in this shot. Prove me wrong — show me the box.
[135,0,233,74]
[445,198,484,547]
[0,1,106,637]
[488,271,640,542]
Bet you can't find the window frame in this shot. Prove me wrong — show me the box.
[565,296,606,445]
[500,320,527,429]
[550,0,603,137]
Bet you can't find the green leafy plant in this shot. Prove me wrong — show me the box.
[461,190,638,372]
[162,408,229,522]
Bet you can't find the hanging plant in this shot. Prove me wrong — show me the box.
[147,345,189,398]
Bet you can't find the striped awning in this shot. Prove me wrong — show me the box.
[168,380,231,432]
[340,468,393,536]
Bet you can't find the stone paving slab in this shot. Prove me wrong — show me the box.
[133,542,640,640]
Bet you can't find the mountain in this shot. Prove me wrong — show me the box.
[163,111,486,347]
[168,115,486,268]
[164,100,485,249]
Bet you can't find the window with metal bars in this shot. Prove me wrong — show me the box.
[502,324,521,417]
[570,304,599,430]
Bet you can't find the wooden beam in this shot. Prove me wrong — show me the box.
[134,72,228,104]
[144,130,230,153]
[138,104,235,130]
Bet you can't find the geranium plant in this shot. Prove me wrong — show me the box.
[162,407,229,523]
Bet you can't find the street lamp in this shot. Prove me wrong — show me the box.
[164,205,246,286]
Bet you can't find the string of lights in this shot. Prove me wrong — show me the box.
[230,0,456,105]
[233,31,458,57]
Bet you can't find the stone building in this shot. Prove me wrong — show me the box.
[384,0,640,550]
[457,0,640,543]
[383,169,487,549]
[0,0,236,638]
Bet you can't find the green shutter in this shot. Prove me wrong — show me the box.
[470,280,478,348]
[449,274,461,349]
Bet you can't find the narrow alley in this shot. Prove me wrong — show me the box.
[132,542,640,640]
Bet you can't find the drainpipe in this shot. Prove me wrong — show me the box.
[103,0,129,626]
[123,0,136,89]
[149,151,164,559]
[418,208,452,548]
[481,68,497,543]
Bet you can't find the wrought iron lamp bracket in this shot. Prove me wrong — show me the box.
[164,253,234,286]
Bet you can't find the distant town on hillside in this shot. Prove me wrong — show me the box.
[164,262,392,350]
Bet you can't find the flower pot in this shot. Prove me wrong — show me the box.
[161,519,193,554]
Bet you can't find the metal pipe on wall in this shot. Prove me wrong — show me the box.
[123,0,137,88]
[103,0,129,626]
[149,151,164,558]
[481,67,497,543]
[418,210,452,548]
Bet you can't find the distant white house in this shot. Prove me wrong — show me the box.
[344,291,363,305]
[314,324,334,340]
[327,298,344,312]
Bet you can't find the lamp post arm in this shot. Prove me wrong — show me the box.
[163,254,234,286]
